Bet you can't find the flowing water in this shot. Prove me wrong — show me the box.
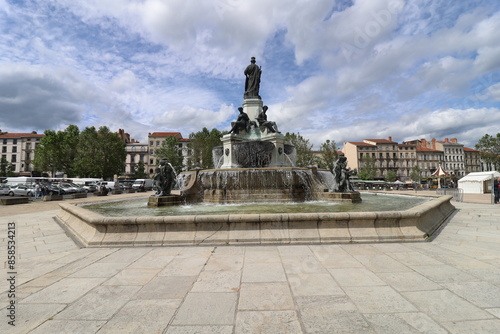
[81,193,429,217]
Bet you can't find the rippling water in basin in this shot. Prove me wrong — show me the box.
[81,193,429,217]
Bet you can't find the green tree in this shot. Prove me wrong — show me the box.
[285,132,318,167]
[189,128,225,169]
[0,156,15,177]
[357,156,377,180]
[34,125,80,176]
[318,139,339,170]
[73,126,126,179]
[475,133,500,170]
[133,160,148,179]
[385,170,398,182]
[154,136,184,174]
[410,165,422,183]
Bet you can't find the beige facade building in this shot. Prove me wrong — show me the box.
[0,131,44,175]
[343,137,416,180]
[147,132,191,175]
[343,136,484,181]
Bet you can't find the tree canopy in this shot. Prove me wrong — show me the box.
[475,133,500,170]
[34,125,126,179]
[188,127,225,169]
[154,135,184,174]
[318,139,339,170]
[285,132,317,167]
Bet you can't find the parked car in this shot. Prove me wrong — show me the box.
[58,183,79,194]
[81,183,98,192]
[46,184,63,195]
[8,185,34,197]
[0,184,12,195]
[132,179,154,191]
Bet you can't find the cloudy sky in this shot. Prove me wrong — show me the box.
[1,0,499,149]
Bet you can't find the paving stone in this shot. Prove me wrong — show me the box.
[442,319,500,334]
[29,320,106,334]
[204,254,244,271]
[241,262,287,282]
[191,270,241,293]
[409,264,480,283]
[288,273,345,297]
[158,256,208,276]
[243,246,281,263]
[238,282,294,311]
[103,268,160,286]
[136,276,197,299]
[54,285,141,320]
[97,248,151,263]
[402,290,494,322]
[353,254,412,273]
[329,268,386,287]
[69,262,129,278]
[364,313,447,334]
[296,295,374,333]
[0,303,66,334]
[310,245,364,268]
[173,292,237,325]
[165,325,234,334]
[442,281,500,308]
[21,277,106,304]
[377,272,442,291]
[235,310,302,334]
[99,299,182,333]
[344,286,418,313]
[281,255,328,274]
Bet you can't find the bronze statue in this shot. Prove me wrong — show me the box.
[331,155,354,192]
[153,158,174,196]
[256,105,279,133]
[244,57,261,99]
[229,107,252,134]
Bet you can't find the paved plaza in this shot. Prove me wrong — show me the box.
[1,192,499,333]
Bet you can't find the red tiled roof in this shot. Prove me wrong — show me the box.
[348,142,373,146]
[149,132,181,137]
[0,132,44,138]
[365,139,397,144]
[463,147,478,152]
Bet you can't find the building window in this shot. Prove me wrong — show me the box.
[2,139,6,144]
[13,139,17,144]
[156,141,160,146]
[12,146,17,153]
[2,146,6,153]
[11,154,17,162]
[150,141,153,146]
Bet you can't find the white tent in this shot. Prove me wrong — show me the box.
[458,171,500,194]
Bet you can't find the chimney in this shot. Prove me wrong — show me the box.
[421,139,427,147]
[388,136,392,142]
[431,138,436,149]
[451,138,457,143]
[444,138,449,143]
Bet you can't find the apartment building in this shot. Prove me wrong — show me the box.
[147,132,191,175]
[0,131,44,175]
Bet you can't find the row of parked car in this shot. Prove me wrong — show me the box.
[0,182,98,197]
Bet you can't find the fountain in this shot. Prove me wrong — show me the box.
[55,57,455,247]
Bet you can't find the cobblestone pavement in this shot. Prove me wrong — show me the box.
[1,194,499,333]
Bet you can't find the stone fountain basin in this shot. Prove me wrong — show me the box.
[55,195,455,247]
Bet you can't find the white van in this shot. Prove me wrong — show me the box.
[132,179,154,190]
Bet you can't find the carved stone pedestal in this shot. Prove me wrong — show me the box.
[148,195,183,207]
[319,192,362,203]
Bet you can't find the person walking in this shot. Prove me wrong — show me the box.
[494,177,500,204]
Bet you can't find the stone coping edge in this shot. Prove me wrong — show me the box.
[54,195,455,247]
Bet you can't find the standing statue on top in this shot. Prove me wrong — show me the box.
[244,57,261,99]
[331,155,355,193]
[153,158,174,196]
